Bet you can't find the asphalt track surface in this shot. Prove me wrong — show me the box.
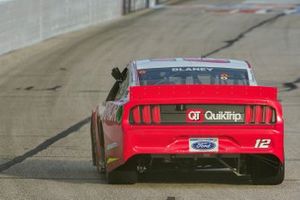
[0,0,300,199]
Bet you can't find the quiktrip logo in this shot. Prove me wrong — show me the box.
[186,108,243,123]
[186,109,203,122]
[205,111,242,122]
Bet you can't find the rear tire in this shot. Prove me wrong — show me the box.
[250,156,284,185]
[106,169,138,184]
[90,116,97,166]
[106,159,138,184]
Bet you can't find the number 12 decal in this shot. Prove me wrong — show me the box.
[255,139,271,148]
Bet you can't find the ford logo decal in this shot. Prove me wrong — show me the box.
[192,141,216,150]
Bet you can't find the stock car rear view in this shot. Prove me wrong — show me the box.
[90,58,284,184]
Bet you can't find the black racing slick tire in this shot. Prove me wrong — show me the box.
[90,117,97,166]
[106,159,138,184]
[106,169,138,184]
[251,156,284,185]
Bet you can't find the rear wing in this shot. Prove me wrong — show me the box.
[129,85,277,102]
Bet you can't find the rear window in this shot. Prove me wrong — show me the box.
[138,67,249,86]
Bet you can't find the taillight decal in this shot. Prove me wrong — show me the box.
[265,106,273,124]
[132,106,141,124]
[130,105,160,124]
[254,105,263,124]
[245,105,276,125]
[142,105,151,124]
[151,105,161,124]
[245,105,252,124]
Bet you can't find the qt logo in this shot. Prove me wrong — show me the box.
[186,109,204,122]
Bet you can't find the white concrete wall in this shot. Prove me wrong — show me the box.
[131,0,148,11]
[0,0,170,55]
[0,0,122,55]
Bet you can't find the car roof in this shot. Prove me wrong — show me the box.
[133,57,250,70]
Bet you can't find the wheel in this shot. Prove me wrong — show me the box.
[106,169,138,184]
[251,163,284,185]
[250,156,284,185]
[106,159,138,184]
[90,115,97,166]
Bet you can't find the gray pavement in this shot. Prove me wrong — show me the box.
[0,0,300,199]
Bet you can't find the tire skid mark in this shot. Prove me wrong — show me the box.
[282,77,300,92]
[167,197,176,200]
[15,85,62,92]
[77,90,109,93]
[202,13,285,57]
[25,86,34,91]
[0,117,90,172]
[45,85,62,91]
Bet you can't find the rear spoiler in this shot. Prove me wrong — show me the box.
[129,85,277,102]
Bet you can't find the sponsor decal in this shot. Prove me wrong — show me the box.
[172,67,213,72]
[186,109,204,122]
[192,140,215,150]
[189,138,218,152]
[186,109,243,123]
[205,111,242,122]
[106,157,120,165]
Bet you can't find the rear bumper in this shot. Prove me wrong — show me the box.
[123,125,284,164]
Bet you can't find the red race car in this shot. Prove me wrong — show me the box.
[90,58,284,184]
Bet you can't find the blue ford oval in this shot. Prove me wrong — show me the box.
[192,141,216,150]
